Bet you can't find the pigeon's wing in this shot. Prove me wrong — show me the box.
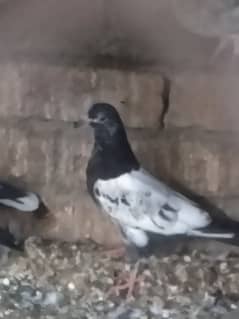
[0,182,40,212]
[94,168,211,236]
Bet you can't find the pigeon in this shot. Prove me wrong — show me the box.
[0,181,49,250]
[85,102,239,298]
[171,0,239,58]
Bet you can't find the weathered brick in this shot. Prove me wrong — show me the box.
[0,63,94,121]
[0,121,90,190]
[167,74,239,131]
[38,189,122,247]
[0,185,123,247]
[155,130,239,198]
[92,69,163,128]
[0,121,57,187]
[1,120,239,244]
[1,120,239,199]
[0,63,163,128]
[0,120,160,190]
[211,197,239,222]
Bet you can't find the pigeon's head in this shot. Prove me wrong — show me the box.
[87,103,139,170]
[88,103,124,138]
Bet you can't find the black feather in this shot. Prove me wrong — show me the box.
[0,228,24,251]
[0,182,28,200]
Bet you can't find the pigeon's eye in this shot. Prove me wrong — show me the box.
[99,116,106,122]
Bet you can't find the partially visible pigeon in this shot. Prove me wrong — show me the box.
[171,0,239,57]
[85,102,239,298]
[0,181,48,250]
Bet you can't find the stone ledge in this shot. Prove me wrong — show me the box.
[40,189,123,247]
[166,74,239,131]
[0,186,122,247]
[153,129,239,198]
[0,62,163,128]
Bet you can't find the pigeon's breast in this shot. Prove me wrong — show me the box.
[92,173,169,232]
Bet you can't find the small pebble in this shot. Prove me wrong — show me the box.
[183,255,191,263]
[169,285,179,293]
[150,303,163,315]
[230,304,238,310]
[43,291,62,306]
[67,282,75,291]
[219,262,228,273]
[124,264,131,272]
[162,309,171,318]
[2,278,10,286]
[4,310,13,316]
[130,309,146,319]
[143,269,153,278]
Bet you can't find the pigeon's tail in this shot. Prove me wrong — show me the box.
[140,216,239,258]
[190,213,239,246]
[0,191,40,212]
[0,182,49,218]
[189,230,234,239]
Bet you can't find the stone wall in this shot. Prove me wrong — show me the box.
[1,0,239,247]
[1,61,239,246]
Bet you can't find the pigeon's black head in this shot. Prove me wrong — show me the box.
[88,103,127,147]
[88,103,123,133]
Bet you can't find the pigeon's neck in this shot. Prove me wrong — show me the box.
[87,128,139,197]
[92,130,140,177]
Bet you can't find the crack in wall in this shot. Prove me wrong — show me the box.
[160,76,171,128]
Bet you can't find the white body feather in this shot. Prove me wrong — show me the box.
[94,168,234,246]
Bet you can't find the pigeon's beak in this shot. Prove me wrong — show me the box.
[78,116,101,126]
[79,115,90,124]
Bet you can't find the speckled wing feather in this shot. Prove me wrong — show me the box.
[93,168,222,237]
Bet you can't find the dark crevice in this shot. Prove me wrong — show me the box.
[160,76,171,129]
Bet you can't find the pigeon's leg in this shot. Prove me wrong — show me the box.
[107,260,143,300]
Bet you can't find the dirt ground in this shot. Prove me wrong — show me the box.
[0,238,238,319]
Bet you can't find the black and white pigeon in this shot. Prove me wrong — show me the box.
[0,181,48,250]
[86,102,239,298]
[86,103,239,250]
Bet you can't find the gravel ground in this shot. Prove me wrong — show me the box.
[0,238,238,319]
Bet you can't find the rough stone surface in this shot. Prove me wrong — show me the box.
[156,129,239,198]
[0,63,163,128]
[1,118,239,243]
[0,2,238,317]
[0,0,230,74]
[211,197,239,222]
[37,190,123,247]
[0,62,239,245]
[167,74,239,131]
[94,69,163,128]
[0,120,235,198]
[0,119,160,189]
